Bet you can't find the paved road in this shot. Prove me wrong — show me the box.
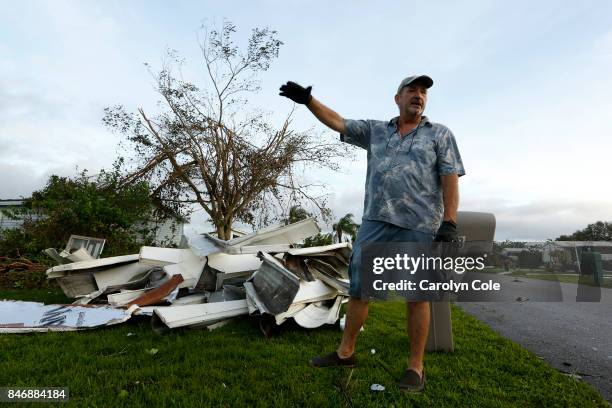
[454,273,612,402]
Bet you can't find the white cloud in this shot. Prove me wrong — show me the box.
[2,1,612,241]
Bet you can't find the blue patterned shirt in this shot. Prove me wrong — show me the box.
[340,116,465,234]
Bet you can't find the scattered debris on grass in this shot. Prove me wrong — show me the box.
[0,301,137,333]
[3,218,351,335]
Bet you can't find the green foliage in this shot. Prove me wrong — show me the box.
[302,232,333,247]
[493,240,526,253]
[333,213,360,242]
[0,164,176,258]
[283,205,313,225]
[557,221,612,241]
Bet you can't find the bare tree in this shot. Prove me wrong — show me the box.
[103,21,351,240]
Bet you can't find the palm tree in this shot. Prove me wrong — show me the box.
[332,213,360,243]
[283,205,313,225]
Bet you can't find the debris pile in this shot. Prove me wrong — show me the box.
[0,218,351,334]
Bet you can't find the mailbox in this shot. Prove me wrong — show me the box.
[425,211,496,352]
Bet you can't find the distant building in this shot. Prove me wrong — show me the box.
[0,199,31,232]
[0,198,184,246]
[206,228,249,240]
[542,241,612,263]
[143,217,186,247]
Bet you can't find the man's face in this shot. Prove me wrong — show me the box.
[394,83,428,117]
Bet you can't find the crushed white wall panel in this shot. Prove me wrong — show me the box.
[92,262,154,290]
[163,258,205,289]
[274,303,307,325]
[46,254,139,275]
[228,218,320,247]
[56,273,98,298]
[107,289,149,307]
[200,218,320,254]
[72,289,106,305]
[207,252,261,290]
[0,301,136,333]
[66,247,95,262]
[292,280,338,304]
[285,243,351,279]
[243,281,265,314]
[132,306,159,317]
[304,259,350,294]
[205,318,239,331]
[183,229,224,257]
[207,253,262,274]
[170,293,208,306]
[151,299,248,329]
[286,242,351,257]
[139,247,196,266]
[293,297,343,329]
[228,244,291,255]
[43,248,72,265]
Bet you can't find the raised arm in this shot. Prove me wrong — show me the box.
[279,81,346,133]
[306,97,345,133]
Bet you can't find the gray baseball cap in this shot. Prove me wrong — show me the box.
[397,75,434,94]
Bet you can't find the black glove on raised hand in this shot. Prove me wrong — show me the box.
[279,81,313,104]
[435,220,458,242]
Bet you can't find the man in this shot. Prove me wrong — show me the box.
[279,75,465,392]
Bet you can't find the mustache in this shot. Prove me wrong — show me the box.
[409,98,423,107]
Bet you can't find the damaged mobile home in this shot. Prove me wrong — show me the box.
[1,218,351,334]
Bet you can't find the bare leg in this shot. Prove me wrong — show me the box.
[337,297,369,358]
[406,301,430,376]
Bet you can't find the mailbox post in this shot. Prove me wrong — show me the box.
[425,211,496,352]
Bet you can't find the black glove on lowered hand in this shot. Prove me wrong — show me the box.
[279,81,313,104]
[435,220,458,242]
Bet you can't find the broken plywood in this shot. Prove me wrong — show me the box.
[126,274,184,307]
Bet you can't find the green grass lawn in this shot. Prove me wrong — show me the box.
[0,289,609,407]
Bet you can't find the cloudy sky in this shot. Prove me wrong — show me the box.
[1,0,611,240]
